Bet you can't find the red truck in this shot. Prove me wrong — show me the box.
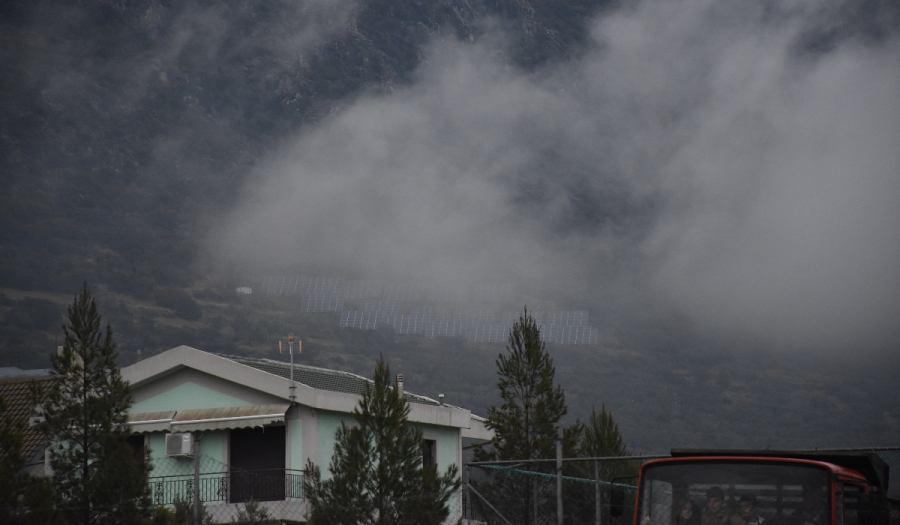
[630,450,899,525]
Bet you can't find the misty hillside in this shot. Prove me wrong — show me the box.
[2,0,899,454]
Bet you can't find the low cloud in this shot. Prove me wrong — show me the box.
[210,0,900,354]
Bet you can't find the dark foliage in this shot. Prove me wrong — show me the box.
[475,308,581,524]
[304,355,460,525]
[34,283,152,525]
[0,395,59,524]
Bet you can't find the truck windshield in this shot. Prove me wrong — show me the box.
[638,461,830,525]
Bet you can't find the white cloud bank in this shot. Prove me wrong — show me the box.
[210,0,900,354]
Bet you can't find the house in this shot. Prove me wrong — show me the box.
[121,345,491,522]
[0,369,52,478]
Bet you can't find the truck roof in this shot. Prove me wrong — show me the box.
[668,449,889,493]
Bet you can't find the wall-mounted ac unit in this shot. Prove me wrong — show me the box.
[165,432,194,458]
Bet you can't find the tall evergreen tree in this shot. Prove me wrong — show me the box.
[579,404,634,481]
[475,308,579,524]
[581,405,628,459]
[304,355,460,525]
[35,283,152,525]
[478,308,571,462]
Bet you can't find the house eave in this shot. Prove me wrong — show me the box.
[122,346,478,428]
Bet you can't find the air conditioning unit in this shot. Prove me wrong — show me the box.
[165,432,194,458]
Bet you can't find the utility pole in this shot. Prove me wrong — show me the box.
[557,431,563,525]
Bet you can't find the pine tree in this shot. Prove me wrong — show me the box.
[304,356,460,525]
[478,308,571,461]
[474,308,578,524]
[579,404,634,481]
[35,283,152,525]
[581,405,628,458]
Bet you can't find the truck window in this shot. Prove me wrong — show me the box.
[638,462,831,525]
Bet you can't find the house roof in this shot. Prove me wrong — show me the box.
[0,377,50,464]
[123,346,491,435]
[216,354,441,407]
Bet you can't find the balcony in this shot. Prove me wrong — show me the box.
[149,468,304,506]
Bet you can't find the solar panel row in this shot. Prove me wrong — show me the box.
[302,294,345,313]
[262,277,595,344]
[339,311,379,329]
[260,276,516,303]
[540,325,599,344]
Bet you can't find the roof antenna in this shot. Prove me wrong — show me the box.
[279,333,301,402]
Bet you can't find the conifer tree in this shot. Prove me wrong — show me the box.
[579,404,634,481]
[478,308,571,461]
[304,356,460,525]
[35,283,152,525]
[475,308,578,524]
[581,405,628,458]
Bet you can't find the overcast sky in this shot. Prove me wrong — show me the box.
[209,0,900,356]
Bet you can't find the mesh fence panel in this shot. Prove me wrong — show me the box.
[142,448,900,523]
[465,457,645,525]
[463,450,900,525]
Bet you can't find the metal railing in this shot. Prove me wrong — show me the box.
[148,468,303,505]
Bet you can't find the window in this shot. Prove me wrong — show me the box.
[126,434,146,463]
[638,461,831,525]
[422,439,437,468]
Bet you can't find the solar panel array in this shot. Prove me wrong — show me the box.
[260,276,599,344]
[423,320,469,338]
[468,323,509,343]
[261,276,515,304]
[339,310,379,329]
[541,325,599,344]
[302,294,344,313]
[543,310,588,326]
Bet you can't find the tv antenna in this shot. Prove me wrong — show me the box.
[279,333,301,402]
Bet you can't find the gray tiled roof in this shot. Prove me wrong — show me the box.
[0,377,51,462]
[216,354,440,407]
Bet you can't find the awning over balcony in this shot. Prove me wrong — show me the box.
[170,404,290,432]
[128,411,176,433]
[128,404,290,433]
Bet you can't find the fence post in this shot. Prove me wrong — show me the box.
[557,434,563,525]
[595,459,601,525]
[193,433,201,525]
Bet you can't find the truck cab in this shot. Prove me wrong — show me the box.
[633,450,898,525]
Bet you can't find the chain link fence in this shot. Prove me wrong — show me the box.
[463,449,900,525]
[142,448,898,524]
[464,456,650,525]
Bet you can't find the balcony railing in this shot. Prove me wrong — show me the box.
[149,468,303,505]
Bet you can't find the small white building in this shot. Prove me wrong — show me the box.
[122,345,491,522]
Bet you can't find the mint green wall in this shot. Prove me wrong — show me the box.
[416,423,460,472]
[287,414,303,471]
[309,413,461,481]
[315,410,346,479]
[132,381,250,413]
[146,430,229,477]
